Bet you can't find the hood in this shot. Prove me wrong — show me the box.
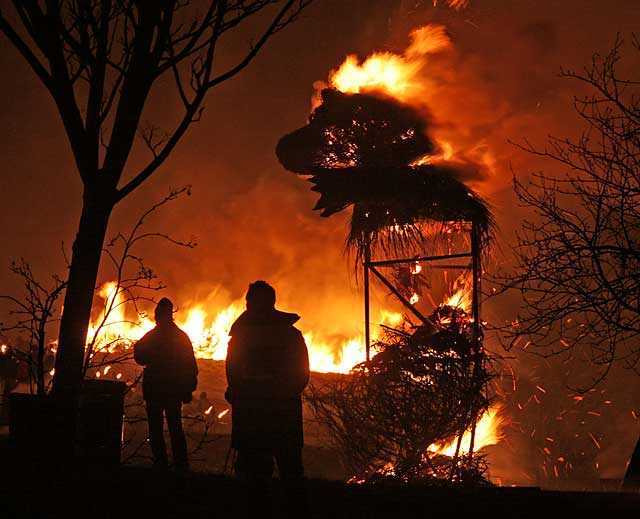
[231,308,301,332]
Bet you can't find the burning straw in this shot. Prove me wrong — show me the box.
[305,315,493,484]
[276,88,493,265]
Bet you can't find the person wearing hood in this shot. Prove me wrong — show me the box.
[225,280,310,516]
[134,297,198,471]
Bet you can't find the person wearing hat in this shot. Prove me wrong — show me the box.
[134,297,198,471]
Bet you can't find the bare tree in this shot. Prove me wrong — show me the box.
[0,261,66,396]
[494,36,640,386]
[0,1,312,403]
[83,185,196,376]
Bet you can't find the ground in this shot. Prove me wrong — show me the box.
[1,461,639,519]
[2,359,640,517]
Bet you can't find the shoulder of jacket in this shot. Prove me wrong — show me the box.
[289,326,306,342]
[175,325,192,342]
[137,328,157,342]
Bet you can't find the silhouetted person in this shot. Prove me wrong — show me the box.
[0,346,18,424]
[134,298,198,471]
[225,281,310,518]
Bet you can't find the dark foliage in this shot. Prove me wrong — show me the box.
[305,312,491,483]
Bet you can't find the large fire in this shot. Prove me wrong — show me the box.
[83,18,506,475]
[315,22,496,182]
[86,278,506,463]
[88,271,478,374]
[88,281,403,374]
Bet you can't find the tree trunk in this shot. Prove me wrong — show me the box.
[51,192,113,401]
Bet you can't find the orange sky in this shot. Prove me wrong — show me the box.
[2,0,640,486]
[1,0,639,337]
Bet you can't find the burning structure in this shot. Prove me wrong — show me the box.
[276,28,494,480]
[0,20,507,481]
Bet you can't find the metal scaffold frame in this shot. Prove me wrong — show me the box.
[362,220,485,460]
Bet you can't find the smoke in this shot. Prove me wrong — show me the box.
[2,0,640,488]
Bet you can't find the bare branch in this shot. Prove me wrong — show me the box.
[492,37,640,385]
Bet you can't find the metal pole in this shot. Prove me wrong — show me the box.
[468,220,482,459]
[368,252,472,267]
[364,239,371,362]
[449,431,464,481]
[369,266,430,324]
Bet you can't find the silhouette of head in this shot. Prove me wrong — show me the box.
[155,297,174,324]
[246,280,276,312]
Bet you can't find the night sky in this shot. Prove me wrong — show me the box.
[1,0,640,482]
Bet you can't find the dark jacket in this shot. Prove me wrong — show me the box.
[226,309,309,449]
[134,321,198,402]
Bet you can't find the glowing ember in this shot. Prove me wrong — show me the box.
[428,404,507,456]
[433,0,470,10]
[0,344,7,354]
[217,409,229,419]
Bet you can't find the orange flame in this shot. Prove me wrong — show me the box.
[444,274,473,313]
[315,22,497,185]
[87,281,403,374]
[313,24,451,111]
[428,404,507,456]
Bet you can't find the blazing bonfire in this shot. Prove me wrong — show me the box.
[1,22,506,480]
[276,24,496,483]
[276,87,492,264]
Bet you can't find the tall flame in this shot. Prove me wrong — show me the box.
[313,24,451,110]
[87,281,402,374]
[315,21,497,183]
